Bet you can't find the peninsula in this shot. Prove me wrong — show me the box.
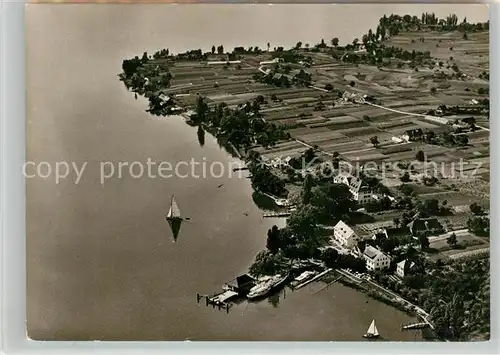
[119,13,490,341]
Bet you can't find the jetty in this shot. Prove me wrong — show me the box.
[260,192,290,207]
[197,291,238,312]
[402,321,430,330]
[263,211,291,218]
[294,268,332,290]
[197,274,255,312]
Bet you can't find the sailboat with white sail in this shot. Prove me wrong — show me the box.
[166,195,184,242]
[363,319,380,339]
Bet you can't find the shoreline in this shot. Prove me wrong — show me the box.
[118,12,489,341]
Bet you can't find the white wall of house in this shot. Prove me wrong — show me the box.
[396,263,405,278]
[364,253,391,271]
[333,221,358,249]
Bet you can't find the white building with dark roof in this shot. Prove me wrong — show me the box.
[333,172,374,204]
[396,259,415,278]
[363,245,391,271]
[333,220,359,249]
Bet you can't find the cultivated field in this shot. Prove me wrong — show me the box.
[151,27,489,217]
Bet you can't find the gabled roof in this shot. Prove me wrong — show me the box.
[226,274,255,288]
[425,218,443,231]
[397,259,415,269]
[363,245,389,261]
[384,226,411,238]
[333,172,364,193]
[407,218,442,232]
[334,220,357,240]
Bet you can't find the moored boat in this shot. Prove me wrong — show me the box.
[290,271,316,287]
[247,274,289,300]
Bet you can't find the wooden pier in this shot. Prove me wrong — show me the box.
[401,322,430,330]
[262,211,291,218]
[196,290,238,313]
[294,268,333,290]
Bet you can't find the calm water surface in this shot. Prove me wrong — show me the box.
[26,4,488,341]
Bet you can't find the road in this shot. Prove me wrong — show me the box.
[364,101,490,132]
[428,229,469,243]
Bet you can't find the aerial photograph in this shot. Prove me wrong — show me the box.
[26,4,489,341]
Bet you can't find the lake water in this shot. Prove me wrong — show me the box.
[26,4,488,341]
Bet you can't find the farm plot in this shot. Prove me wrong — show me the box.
[283,97,318,105]
[294,130,345,144]
[339,126,381,137]
[320,140,367,154]
[325,121,370,130]
[419,191,485,206]
[343,151,389,163]
[428,231,487,253]
[287,126,331,138]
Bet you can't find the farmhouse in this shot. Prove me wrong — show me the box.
[372,226,411,240]
[396,259,415,278]
[333,172,374,204]
[363,245,391,271]
[407,218,444,235]
[333,220,359,249]
[403,128,424,142]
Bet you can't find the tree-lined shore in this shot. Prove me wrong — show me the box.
[118,12,490,341]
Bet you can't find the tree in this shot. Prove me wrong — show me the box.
[416,150,425,162]
[400,172,411,183]
[447,233,458,248]
[267,42,270,52]
[467,216,489,237]
[462,116,476,127]
[295,41,302,49]
[419,233,430,250]
[393,217,401,227]
[321,248,339,268]
[419,198,441,216]
[286,204,319,240]
[469,202,484,216]
[431,87,437,94]
[249,250,287,277]
[301,174,314,205]
[325,83,334,91]
[211,45,216,54]
[266,225,281,254]
[331,37,339,47]
[399,183,414,196]
[455,134,469,146]
[370,136,379,147]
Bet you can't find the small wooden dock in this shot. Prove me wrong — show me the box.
[262,211,291,218]
[294,268,332,290]
[402,322,430,330]
[197,290,238,313]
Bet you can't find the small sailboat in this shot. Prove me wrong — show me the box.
[363,319,380,339]
[166,195,183,242]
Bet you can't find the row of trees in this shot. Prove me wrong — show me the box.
[190,95,290,151]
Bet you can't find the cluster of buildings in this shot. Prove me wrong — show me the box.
[330,214,442,277]
[331,220,392,272]
[333,171,376,205]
